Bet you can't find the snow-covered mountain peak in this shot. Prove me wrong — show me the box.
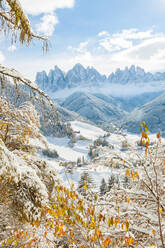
[54,65,63,73]
[129,65,136,73]
[73,63,86,71]
[35,64,165,92]
[108,65,156,84]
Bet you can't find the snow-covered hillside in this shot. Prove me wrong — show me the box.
[45,121,105,161]
[71,120,106,140]
[44,120,163,192]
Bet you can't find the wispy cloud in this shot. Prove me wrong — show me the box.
[113,29,153,40]
[7,27,165,80]
[67,28,165,74]
[98,29,155,53]
[19,0,75,36]
[97,31,109,37]
[112,36,165,71]
[36,14,59,36]
[99,36,132,52]
[68,41,89,53]
[52,82,165,98]
[19,0,75,15]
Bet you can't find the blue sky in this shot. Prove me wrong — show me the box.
[1,0,165,80]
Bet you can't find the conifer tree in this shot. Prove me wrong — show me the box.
[100,178,107,196]
[108,174,115,191]
[123,175,130,189]
[77,157,81,166]
[78,172,94,196]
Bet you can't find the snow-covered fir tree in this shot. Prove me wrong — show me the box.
[100,178,108,195]
[78,171,94,196]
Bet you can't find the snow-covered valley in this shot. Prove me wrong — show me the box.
[42,120,163,193]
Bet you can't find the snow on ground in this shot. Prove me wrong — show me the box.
[71,120,106,140]
[44,121,111,190]
[44,121,165,192]
[61,167,118,192]
[46,159,118,192]
[45,121,106,161]
[46,137,91,162]
[29,137,47,149]
[107,132,163,151]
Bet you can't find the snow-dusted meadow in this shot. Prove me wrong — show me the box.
[46,121,106,161]
[43,120,164,191]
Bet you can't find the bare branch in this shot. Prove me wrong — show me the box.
[0,64,54,107]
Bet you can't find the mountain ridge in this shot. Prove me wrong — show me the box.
[61,91,125,124]
[35,64,165,92]
[121,92,165,135]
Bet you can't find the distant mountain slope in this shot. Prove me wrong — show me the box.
[0,81,79,137]
[35,64,165,134]
[35,64,165,92]
[93,92,162,112]
[107,65,165,84]
[61,92,124,124]
[116,92,162,112]
[122,93,165,135]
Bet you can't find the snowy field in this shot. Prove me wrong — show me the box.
[71,120,106,140]
[46,121,106,161]
[44,121,164,191]
[46,136,91,161]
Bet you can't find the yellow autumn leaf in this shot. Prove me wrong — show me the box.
[104,238,111,246]
[135,172,139,178]
[125,221,129,231]
[128,237,134,245]
[108,217,113,227]
[6,238,14,245]
[125,169,130,177]
[70,231,74,238]
[108,217,111,227]
[56,186,60,192]
[131,170,136,180]
[14,240,18,246]
[94,194,98,201]
[117,218,120,224]
[91,216,95,224]
[114,219,117,228]
[84,181,87,191]
[157,131,160,139]
[96,229,101,236]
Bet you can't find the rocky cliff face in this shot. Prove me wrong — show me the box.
[107,65,165,84]
[35,70,48,90]
[48,66,67,91]
[35,64,165,92]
